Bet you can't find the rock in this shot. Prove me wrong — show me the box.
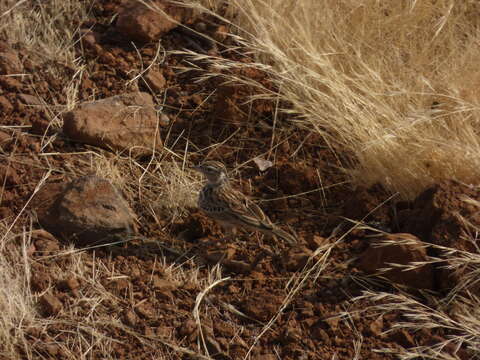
[178,319,198,341]
[58,277,81,291]
[143,70,166,93]
[0,42,23,74]
[359,233,434,290]
[403,180,480,250]
[401,180,480,292]
[123,309,138,327]
[34,176,136,245]
[31,230,60,255]
[369,315,384,336]
[39,294,62,316]
[116,1,195,43]
[63,92,162,156]
[31,271,50,292]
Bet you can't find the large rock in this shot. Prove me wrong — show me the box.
[63,92,162,156]
[33,176,136,245]
[401,180,480,292]
[116,1,195,43]
[359,233,434,290]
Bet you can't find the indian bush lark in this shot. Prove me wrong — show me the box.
[194,160,296,245]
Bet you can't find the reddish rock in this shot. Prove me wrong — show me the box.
[34,176,136,245]
[58,277,81,291]
[359,233,434,290]
[123,309,138,327]
[31,271,50,292]
[63,92,162,156]
[116,1,195,43]
[143,69,166,93]
[39,294,62,316]
[30,230,60,255]
[402,181,480,292]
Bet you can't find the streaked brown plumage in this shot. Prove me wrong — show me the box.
[194,160,296,245]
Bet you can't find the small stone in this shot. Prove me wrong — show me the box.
[178,319,197,338]
[143,70,166,93]
[159,113,170,127]
[39,294,63,316]
[31,271,50,292]
[58,277,81,291]
[369,315,384,336]
[123,309,138,327]
[135,303,155,320]
[324,316,339,331]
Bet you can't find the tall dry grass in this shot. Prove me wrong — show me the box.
[189,0,480,198]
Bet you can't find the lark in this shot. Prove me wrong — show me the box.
[194,160,296,245]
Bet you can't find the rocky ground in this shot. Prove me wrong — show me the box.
[0,1,478,359]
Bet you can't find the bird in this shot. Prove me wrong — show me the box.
[193,160,297,245]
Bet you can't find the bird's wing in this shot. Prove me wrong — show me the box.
[215,186,273,230]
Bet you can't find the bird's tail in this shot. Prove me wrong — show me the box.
[272,227,297,245]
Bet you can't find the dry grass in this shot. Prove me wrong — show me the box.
[187,0,480,198]
[2,0,480,359]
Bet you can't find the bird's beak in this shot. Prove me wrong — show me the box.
[191,164,201,172]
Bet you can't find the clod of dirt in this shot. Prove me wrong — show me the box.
[31,270,50,293]
[0,164,20,187]
[116,1,195,43]
[142,69,166,93]
[39,293,63,316]
[283,246,313,272]
[0,96,13,113]
[18,93,43,106]
[123,309,138,327]
[359,233,434,290]
[152,276,177,298]
[241,293,283,322]
[63,92,162,156]
[34,175,136,246]
[0,41,23,74]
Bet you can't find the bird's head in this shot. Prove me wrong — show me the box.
[193,161,228,185]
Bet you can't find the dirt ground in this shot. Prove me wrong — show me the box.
[0,1,477,359]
